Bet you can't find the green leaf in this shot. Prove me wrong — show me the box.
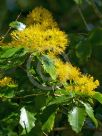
[9,21,26,31]
[0,87,15,98]
[89,28,102,62]
[74,0,83,5]
[48,95,70,106]
[0,47,27,69]
[34,95,50,112]
[75,40,92,63]
[28,122,43,136]
[42,112,55,132]
[81,102,98,127]
[89,28,102,46]
[0,47,26,59]
[68,107,86,133]
[93,92,102,104]
[41,55,57,80]
[40,105,57,132]
[55,89,70,96]
[19,107,36,134]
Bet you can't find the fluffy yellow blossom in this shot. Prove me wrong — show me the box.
[26,7,58,29]
[9,7,69,55]
[54,58,99,96]
[0,77,12,87]
[55,59,80,82]
[10,26,68,55]
[66,75,99,95]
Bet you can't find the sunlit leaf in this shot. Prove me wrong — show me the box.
[68,107,86,133]
[41,55,57,80]
[19,107,36,134]
[40,105,57,132]
[93,92,102,104]
[9,21,26,31]
[74,0,83,5]
[81,102,98,127]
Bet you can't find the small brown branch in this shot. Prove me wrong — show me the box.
[15,10,23,21]
[54,127,68,131]
[84,127,102,132]
[1,10,23,42]
[15,93,46,99]
[76,5,89,31]
[43,132,48,136]
[15,93,64,99]
[53,126,102,132]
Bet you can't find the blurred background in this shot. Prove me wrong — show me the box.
[0,0,102,34]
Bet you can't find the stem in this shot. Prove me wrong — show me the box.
[43,132,48,136]
[23,121,28,134]
[53,126,102,132]
[15,93,46,99]
[54,127,68,131]
[1,10,22,42]
[76,5,89,31]
[90,0,102,19]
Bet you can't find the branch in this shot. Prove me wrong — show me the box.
[90,0,102,19]
[1,10,23,42]
[15,93,46,99]
[54,127,68,131]
[76,5,89,31]
[53,126,102,132]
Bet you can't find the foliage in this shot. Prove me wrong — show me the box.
[0,1,102,136]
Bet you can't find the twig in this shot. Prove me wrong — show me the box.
[84,127,102,132]
[23,121,28,134]
[54,127,68,131]
[1,27,12,42]
[90,0,102,19]
[1,10,23,42]
[43,132,48,136]
[53,126,102,132]
[76,5,89,31]
[15,93,64,99]
[15,93,46,99]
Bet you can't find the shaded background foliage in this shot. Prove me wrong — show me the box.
[0,0,102,136]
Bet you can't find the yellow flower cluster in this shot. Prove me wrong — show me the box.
[10,25,68,55]
[55,59,80,82]
[66,76,99,95]
[0,77,12,87]
[7,6,99,96]
[9,7,69,55]
[26,7,58,29]
[54,59,99,95]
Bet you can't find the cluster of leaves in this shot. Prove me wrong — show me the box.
[0,21,102,136]
[0,0,102,135]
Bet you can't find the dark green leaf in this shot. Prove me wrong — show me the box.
[42,112,55,132]
[89,28,102,46]
[75,40,92,63]
[0,87,15,98]
[27,122,43,136]
[48,95,70,106]
[40,105,57,132]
